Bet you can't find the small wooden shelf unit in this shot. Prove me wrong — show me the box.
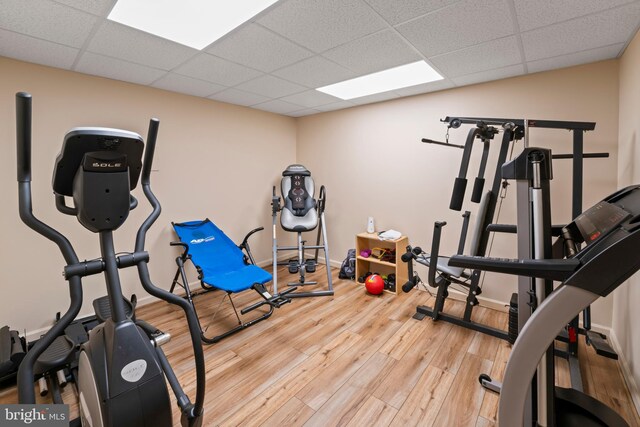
[355,232,409,295]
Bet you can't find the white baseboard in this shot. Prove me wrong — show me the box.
[256,254,340,269]
[442,290,615,339]
[444,287,509,313]
[608,329,640,416]
[315,256,341,269]
[23,294,160,341]
[22,256,340,341]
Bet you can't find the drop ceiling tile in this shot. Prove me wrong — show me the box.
[527,43,625,74]
[522,3,640,61]
[75,51,167,85]
[206,24,313,73]
[0,29,79,69]
[322,30,421,74]
[364,0,461,25]
[314,100,355,112]
[252,99,304,114]
[451,63,524,86]
[288,108,322,117]
[152,73,226,97]
[258,0,387,53]
[430,36,521,77]
[393,79,455,96]
[51,0,116,16]
[513,0,634,32]
[396,0,514,57]
[174,53,262,86]
[273,56,356,88]
[235,75,307,98]
[208,88,271,106]
[88,21,197,70]
[0,0,98,48]
[280,90,342,108]
[349,90,402,105]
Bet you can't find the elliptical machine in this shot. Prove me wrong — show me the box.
[15,92,206,427]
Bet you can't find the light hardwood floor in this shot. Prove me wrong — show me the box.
[1,265,639,426]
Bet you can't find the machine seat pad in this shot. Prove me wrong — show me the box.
[201,265,272,293]
[281,206,318,232]
[421,255,466,278]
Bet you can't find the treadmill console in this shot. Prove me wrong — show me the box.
[563,200,631,248]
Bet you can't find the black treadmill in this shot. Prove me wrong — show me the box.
[450,184,640,426]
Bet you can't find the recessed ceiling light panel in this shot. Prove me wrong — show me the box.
[316,61,443,100]
[108,0,279,49]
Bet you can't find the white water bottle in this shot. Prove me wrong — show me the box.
[367,217,375,233]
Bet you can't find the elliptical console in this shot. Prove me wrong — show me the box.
[15,92,206,427]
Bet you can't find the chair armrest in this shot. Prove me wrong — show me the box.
[428,221,447,287]
[170,241,189,259]
[239,227,264,265]
[240,227,264,249]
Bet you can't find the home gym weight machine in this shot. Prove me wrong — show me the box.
[404,116,524,340]
[447,148,635,426]
[15,92,206,426]
[403,117,614,382]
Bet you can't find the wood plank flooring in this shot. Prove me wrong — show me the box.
[1,265,638,426]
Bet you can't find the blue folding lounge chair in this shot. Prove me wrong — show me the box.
[170,219,292,344]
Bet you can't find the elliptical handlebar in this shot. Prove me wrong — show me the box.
[135,119,161,253]
[16,92,32,183]
[141,118,159,186]
[132,119,206,421]
[15,92,80,266]
[15,92,84,404]
[54,194,139,216]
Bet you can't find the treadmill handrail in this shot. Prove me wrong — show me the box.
[448,255,581,281]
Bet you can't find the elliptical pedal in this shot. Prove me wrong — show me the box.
[92,294,137,323]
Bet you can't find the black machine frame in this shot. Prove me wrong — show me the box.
[407,116,613,388]
[15,92,206,427]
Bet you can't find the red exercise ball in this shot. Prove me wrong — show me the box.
[365,274,385,295]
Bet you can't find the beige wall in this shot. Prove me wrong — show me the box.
[614,30,640,410]
[0,57,297,337]
[297,60,620,327]
[0,56,625,339]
